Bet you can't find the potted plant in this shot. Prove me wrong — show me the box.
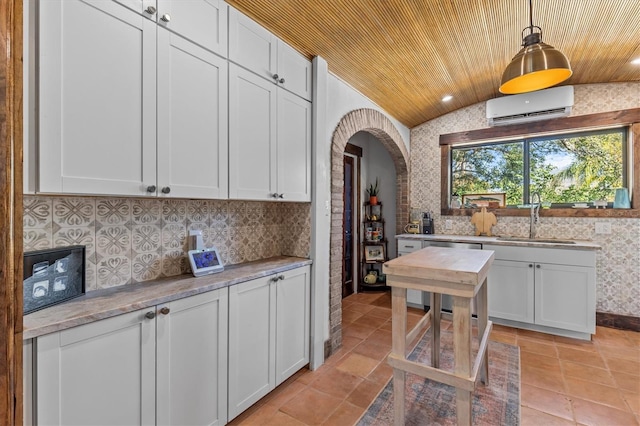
[367,178,379,205]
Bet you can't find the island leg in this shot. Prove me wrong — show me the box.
[453,295,473,426]
[390,286,407,425]
[476,278,489,385]
[430,292,441,368]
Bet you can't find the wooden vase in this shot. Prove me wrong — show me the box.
[369,196,378,205]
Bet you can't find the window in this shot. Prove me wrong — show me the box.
[451,128,627,207]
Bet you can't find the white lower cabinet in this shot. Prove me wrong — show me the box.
[156,290,229,426]
[486,259,535,323]
[397,239,425,307]
[275,267,311,384]
[35,288,228,426]
[30,266,310,425]
[534,263,596,333]
[484,244,596,339]
[228,266,310,420]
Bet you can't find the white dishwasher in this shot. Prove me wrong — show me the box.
[420,240,483,312]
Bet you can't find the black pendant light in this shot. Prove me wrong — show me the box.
[499,0,572,94]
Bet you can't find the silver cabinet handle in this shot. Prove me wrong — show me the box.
[145,6,157,15]
[161,13,171,22]
[160,307,170,315]
[405,245,415,248]
[536,264,541,268]
[273,74,279,81]
[271,193,279,198]
[145,311,156,319]
[278,194,284,199]
[146,185,156,193]
[278,77,285,84]
[161,187,171,194]
[529,264,533,268]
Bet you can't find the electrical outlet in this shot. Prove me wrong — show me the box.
[445,220,453,230]
[595,222,611,234]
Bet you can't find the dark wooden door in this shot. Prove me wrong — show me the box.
[342,155,355,298]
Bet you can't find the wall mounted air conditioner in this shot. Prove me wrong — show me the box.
[486,85,574,126]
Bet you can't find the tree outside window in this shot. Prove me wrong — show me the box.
[451,128,626,207]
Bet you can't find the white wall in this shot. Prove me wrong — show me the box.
[311,62,409,365]
[327,75,410,152]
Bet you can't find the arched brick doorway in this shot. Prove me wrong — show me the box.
[329,109,410,353]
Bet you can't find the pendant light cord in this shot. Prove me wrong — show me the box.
[528,0,534,35]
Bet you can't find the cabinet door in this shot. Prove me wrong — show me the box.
[398,251,424,306]
[36,309,156,425]
[276,90,312,201]
[39,0,157,196]
[229,64,277,200]
[24,339,34,426]
[228,6,277,81]
[535,263,596,333]
[157,29,229,199]
[156,289,229,426]
[277,41,313,100]
[228,276,276,420]
[488,259,535,323]
[157,0,228,57]
[276,266,310,385]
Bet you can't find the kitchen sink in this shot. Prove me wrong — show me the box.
[496,237,576,244]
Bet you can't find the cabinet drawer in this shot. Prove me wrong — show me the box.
[398,240,421,252]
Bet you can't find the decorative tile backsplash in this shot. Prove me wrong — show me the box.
[24,196,311,291]
[410,82,640,317]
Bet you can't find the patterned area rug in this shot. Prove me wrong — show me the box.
[358,328,520,425]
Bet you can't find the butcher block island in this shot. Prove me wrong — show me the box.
[383,247,495,425]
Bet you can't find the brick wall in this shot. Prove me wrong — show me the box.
[328,108,410,353]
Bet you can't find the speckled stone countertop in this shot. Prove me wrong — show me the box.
[23,256,312,340]
[395,234,601,250]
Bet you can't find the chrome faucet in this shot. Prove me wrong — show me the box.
[530,192,541,239]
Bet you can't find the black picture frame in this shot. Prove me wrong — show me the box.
[23,246,86,314]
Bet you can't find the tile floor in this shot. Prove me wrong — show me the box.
[230,291,640,426]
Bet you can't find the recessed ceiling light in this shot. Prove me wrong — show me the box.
[631,58,640,65]
[442,95,453,102]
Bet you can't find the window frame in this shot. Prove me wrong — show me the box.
[450,127,628,208]
[439,108,640,218]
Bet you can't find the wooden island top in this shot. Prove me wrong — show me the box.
[383,247,495,296]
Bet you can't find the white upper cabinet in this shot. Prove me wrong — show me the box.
[157,28,229,199]
[276,41,313,101]
[39,0,157,195]
[228,65,277,200]
[276,89,312,201]
[115,0,229,57]
[228,6,312,101]
[38,0,228,199]
[229,64,311,202]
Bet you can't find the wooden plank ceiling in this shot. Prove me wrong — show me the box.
[227,0,640,128]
